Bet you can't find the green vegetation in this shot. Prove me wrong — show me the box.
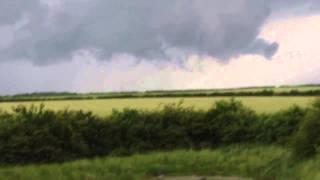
[2,145,320,180]
[0,96,315,115]
[292,100,320,159]
[1,97,320,179]
[0,146,289,180]
[0,99,308,164]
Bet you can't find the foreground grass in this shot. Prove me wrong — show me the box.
[0,96,315,116]
[1,145,320,180]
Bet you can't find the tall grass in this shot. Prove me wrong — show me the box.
[0,145,290,180]
[2,145,320,180]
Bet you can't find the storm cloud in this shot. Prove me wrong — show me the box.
[1,0,320,65]
[271,0,320,16]
[0,0,281,64]
[1,0,320,95]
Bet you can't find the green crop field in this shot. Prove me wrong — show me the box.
[0,96,317,115]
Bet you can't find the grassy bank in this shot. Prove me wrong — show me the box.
[1,145,319,180]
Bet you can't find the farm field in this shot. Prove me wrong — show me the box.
[0,96,317,115]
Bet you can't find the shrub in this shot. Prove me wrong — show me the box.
[204,99,259,145]
[107,104,197,154]
[292,99,320,159]
[257,105,306,144]
[0,105,94,164]
[0,99,311,165]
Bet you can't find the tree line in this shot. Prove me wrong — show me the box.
[1,89,320,103]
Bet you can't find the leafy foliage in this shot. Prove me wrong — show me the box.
[292,99,320,159]
[0,99,315,164]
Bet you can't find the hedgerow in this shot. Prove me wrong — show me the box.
[0,99,318,165]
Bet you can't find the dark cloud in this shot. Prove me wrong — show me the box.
[245,39,279,59]
[2,0,317,64]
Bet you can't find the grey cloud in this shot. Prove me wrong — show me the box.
[2,0,314,64]
[245,39,279,59]
[0,0,40,25]
[271,0,320,16]
[0,60,78,95]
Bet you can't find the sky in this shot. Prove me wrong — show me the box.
[0,0,320,95]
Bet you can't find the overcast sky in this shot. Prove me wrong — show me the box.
[0,0,320,95]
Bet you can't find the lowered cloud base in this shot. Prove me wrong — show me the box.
[0,0,279,64]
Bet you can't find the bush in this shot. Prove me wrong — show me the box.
[204,99,259,145]
[292,99,320,159]
[0,99,311,165]
[257,105,306,144]
[0,105,97,164]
